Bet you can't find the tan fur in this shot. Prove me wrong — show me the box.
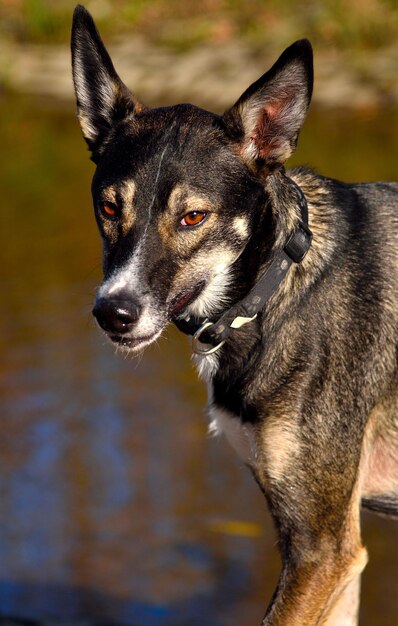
[319,548,368,626]
[77,114,97,143]
[325,574,361,626]
[158,184,214,247]
[99,183,137,241]
[261,555,366,626]
[171,246,237,318]
[256,414,301,482]
[120,180,137,235]
[167,184,184,213]
[101,185,118,204]
[316,451,368,626]
[256,352,371,626]
[261,540,367,626]
[233,216,249,239]
[167,185,213,215]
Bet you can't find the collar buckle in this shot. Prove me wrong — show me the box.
[284,221,312,263]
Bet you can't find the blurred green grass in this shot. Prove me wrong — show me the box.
[1,0,398,52]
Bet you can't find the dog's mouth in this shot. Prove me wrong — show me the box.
[103,282,205,353]
[168,281,205,319]
[109,331,162,352]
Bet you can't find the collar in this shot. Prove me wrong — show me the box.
[173,176,312,355]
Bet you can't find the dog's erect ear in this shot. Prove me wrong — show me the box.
[71,5,143,160]
[222,40,313,170]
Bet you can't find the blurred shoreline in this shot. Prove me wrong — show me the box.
[1,36,398,111]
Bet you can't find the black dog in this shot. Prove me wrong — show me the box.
[71,5,398,625]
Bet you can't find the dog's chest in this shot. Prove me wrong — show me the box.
[207,402,257,464]
[194,356,257,464]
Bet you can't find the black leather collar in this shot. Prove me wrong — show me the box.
[173,176,312,354]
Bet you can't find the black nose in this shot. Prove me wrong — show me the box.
[92,297,141,335]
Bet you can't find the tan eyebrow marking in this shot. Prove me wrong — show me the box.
[168,185,213,213]
[158,185,214,248]
[167,184,184,211]
[121,180,136,206]
[101,185,117,204]
[120,180,136,236]
[101,181,137,237]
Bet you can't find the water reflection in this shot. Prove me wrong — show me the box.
[0,94,397,625]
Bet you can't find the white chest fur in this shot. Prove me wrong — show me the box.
[208,404,257,465]
[194,358,257,465]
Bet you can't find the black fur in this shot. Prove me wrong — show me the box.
[71,7,398,625]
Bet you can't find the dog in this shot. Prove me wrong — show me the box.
[71,5,398,625]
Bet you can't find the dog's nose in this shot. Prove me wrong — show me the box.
[92,297,141,335]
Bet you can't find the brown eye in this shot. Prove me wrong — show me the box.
[180,211,208,227]
[101,201,118,218]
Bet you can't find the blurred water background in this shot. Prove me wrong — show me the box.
[0,1,398,625]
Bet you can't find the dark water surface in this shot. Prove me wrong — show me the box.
[0,95,398,625]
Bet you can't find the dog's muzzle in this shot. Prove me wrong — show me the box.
[92,297,141,335]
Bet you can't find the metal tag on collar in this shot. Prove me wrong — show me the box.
[230,313,257,329]
[192,320,225,356]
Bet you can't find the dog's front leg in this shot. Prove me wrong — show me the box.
[260,543,366,626]
[253,412,368,626]
[324,574,362,626]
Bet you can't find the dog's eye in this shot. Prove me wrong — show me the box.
[180,211,208,227]
[101,201,118,219]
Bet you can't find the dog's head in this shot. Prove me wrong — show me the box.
[71,5,313,353]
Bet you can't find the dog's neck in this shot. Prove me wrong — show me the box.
[174,170,312,355]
